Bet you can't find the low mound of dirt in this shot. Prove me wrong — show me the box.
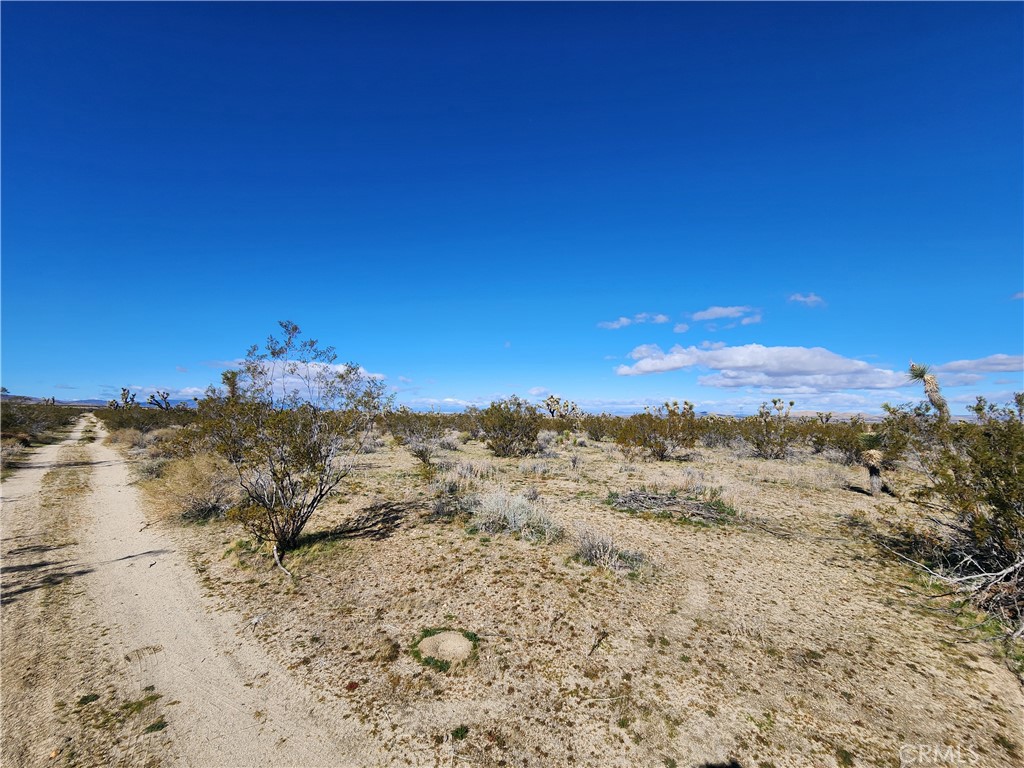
[416,631,473,664]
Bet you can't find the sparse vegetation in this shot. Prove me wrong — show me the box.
[881,368,1024,643]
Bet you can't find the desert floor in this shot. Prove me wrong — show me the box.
[2,415,1022,768]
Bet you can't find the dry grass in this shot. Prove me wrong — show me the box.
[150,431,1024,767]
[144,453,240,521]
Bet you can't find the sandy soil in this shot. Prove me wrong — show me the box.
[5,417,1023,767]
[2,416,380,767]
[162,432,1024,768]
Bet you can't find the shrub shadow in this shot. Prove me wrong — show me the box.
[298,501,416,546]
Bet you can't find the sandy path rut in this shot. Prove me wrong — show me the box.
[2,417,382,767]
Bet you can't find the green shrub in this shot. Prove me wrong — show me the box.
[386,407,448,465]
[883,371,1023,639]
[744,399,797,459]
[479,396,542,457]
[94,405,196,433]
[582,413,617,442]
[0,402,81,440]
[615,401,697,461]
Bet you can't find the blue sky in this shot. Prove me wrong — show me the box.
[2,2,1022,414]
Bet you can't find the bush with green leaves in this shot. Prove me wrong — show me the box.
[582,413,616,442]
[94,401,196,433]
[883,366,1023,639]
[615,401,698,462]
[479,396,542,457]
[386,407,448,465]
[194,321,390,566]
[1,402,81,441]
[744,399,797,459]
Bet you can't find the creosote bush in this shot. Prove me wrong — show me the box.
[615,401,698,462]
[479,396,542,458]
[746,399,797,459]
[194,321,390,565]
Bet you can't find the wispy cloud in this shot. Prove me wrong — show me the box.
[54,384,77,390]
[688,304,762,329]
[691,305,753,322]
[789,292,825,307]
[175,365,189,373]
[1013,291,1024,300]
[527,386,548,397]
[936,354,1024,374]
[616,343,907,392]
[673,323,689,333]
[598,312,670,329]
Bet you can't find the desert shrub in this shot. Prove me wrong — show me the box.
[152,453,240,520]
[428,471,478,520]
[1,402,81,440]
[437,431,461,451]
[479,396,542,458]
[454,460,495,480]
[106,428,147,449]
[470,490,562,542]
[1,438,24,465]
[536,429,558,456]
[94,404,196,433]
[573,525,652,576]
[387,407,448,465]
[140,427,186,459]
[615,401,698,462]
[582,413,617,442]
[699,415,741,448]
[744,399,797,459]
[519,460,550,477]
[195,321,390,562]
[882,371,1024,639]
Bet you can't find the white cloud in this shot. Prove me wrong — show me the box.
[1013,292,1023,300]
[937,354,1024,374]
[673,323,689,333]
[175,365,189,373]
[528,386,548,397]
[598,316,633,330]
[789,292,825,307]
[700,341,726,350]
[616,343,908,392]
[691,305,752,321]
[740,314,762,326]
[598,312,671,329]
[398,375,413,384]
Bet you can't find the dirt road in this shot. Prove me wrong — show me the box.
[2,416,381,767]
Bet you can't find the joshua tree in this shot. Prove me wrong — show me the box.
[908,362,949,421]
[147,391,173,410]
